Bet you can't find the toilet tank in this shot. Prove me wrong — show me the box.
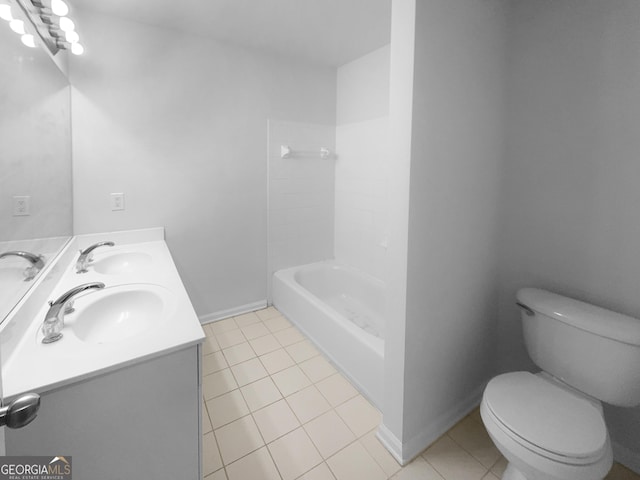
[517,288,640,407]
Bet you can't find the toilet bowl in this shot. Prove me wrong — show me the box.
[481,372,612,480]
[481,288,640,480]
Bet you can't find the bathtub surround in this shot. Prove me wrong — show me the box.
[334,46,391,281]
[266,120,336,300]
[267,47,391,295]
[268,45,392,409]
[266,45,392,415]
[334,118,390,280]
[70,10,336,322]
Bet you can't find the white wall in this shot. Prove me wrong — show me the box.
[381,0,507,463]
[336,46,390,125]
[499,0,640,469]
[335,46,390,279]
[267,120,335,292]
[70,11,336,320]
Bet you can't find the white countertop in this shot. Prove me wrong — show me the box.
[1,228,205,400]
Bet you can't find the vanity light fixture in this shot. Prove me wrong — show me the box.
[1,0,84,54]
[0,1,37,48]
[33,0,84,55]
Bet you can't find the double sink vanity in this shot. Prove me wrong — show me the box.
[0,9,206,476]
[0,227,205,479]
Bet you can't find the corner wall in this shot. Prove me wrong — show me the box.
[378,0,414,456]
[403,0,507,458]
[381,0,507,462]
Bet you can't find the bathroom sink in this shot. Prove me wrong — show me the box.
[67,284,175,344]
[92,252,152,275]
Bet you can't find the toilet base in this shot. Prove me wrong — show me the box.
[502,463,529,480]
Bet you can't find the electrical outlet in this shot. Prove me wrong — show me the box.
[13,196,30,216]
[111,193,125,211]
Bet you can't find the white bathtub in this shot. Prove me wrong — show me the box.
[272,260,385,407]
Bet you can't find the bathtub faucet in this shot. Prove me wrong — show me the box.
[42,282,105,344]
[76,241,115,273]
[0,251,45,281]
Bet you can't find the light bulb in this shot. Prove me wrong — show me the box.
[0,4,12,21]
[58,16,74,32]
[21,34,36,47]
[71,42,83,55]
[50,0,68,16]
[9,19,25,34]
[65,30,79,43]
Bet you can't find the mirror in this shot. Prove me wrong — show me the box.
[0,6,73,324]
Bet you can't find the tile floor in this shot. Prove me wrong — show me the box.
[201,306,639,480]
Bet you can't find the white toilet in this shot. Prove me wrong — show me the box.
[481,288,640,480]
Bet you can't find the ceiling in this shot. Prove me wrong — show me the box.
[68,0,391,67]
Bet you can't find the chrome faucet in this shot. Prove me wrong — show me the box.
[42,282,105,344]
[0,251,45,281]
[76,241,115,273]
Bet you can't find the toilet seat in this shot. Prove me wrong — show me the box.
[483,372,608,465]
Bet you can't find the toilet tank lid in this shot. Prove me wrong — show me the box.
[517,288,640,345]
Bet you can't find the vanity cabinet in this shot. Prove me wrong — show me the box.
[5,345,202,480]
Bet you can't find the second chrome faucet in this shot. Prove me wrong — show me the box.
[76,241,114,274]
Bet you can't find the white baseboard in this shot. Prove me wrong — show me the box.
[376,384,485,465]
[613,441,640,475]
[199,300,268,324]
[376,423,406,465]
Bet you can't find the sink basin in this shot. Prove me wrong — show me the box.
[67,284,175,344]
[92,252,152,275]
